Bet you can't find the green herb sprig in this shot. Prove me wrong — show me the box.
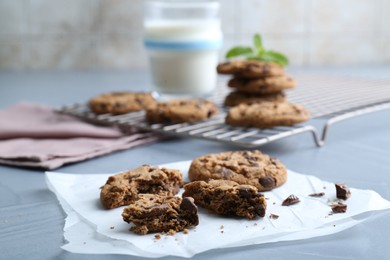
[225,34,289,66]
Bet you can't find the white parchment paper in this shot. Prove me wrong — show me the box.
[46,161,390,258]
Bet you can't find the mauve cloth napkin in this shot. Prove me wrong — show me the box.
[0,103,159,169]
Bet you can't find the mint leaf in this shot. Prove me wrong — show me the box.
[225,47,254,59]
[248,51,289,66]
[253,34,264,54]
[263,50,289,66]
[224,33,290,67]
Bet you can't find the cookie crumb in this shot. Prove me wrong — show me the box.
[110,226,114,229]
[183,229,189,234]
[220,225,224,229]
[167,229,176,236]
[220,230,224,234]
[269,213,279,219]
[154,234,161,239]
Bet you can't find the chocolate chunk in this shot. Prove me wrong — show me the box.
[143,204,169,218]
[335,183,351,200]
[180,197,198,215]
[216,167,234,179]
[254,203,266,217]
[259,177,275,190]
[237,187,254,198]
[282,194,300,206]
[331,202,347,213]
[308,192,325,197]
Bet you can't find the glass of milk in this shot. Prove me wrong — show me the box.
[143,0,223,97]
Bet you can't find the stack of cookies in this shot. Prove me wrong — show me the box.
[217,60,295,107]
[217,60,310,128]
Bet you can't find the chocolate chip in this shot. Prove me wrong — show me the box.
[254,204,266,217]
[143,204,169,217]
[263,64,270,74]
[282,194,300,206]
[335,183,351,200]
[180,197,198,215]
[259,177,275,190]
[308,192,325,197]
[237,187,253,198]
[128,173,141,181]
[203,195,211,204]
[216,167,234,179]
[331,202,347,213]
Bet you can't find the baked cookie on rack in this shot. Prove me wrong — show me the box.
[188,150,287,191]
[227,75,296,94]
[217,60,284,78]
[225,102,310,129]
[122,195,199,234]
[89,91,156,115]
[100,165,183,209]
[183,180,267,219]
[223,91,286,107]
[145,99,219,124]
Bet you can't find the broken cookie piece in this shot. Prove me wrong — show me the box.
[183,180,267,219]
[100,165,183,209]
[122,195,199,235]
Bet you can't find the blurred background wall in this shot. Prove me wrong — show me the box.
[0,0,389,70]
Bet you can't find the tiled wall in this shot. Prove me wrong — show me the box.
[0,0,389,70]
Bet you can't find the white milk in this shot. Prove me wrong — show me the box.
[144,20,222,96]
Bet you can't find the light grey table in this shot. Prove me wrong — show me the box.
[1,68,390,260]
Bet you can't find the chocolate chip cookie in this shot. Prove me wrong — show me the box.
[183,180,267,219]
[228,75,296,94]
[145,99,219,124]
[225,102,310,129]
[223,91,286,107]
[217,60,284,78]
[89,91,156,115]
[122,195,199,234]
[188,150,287,191]
[100,165,183,209]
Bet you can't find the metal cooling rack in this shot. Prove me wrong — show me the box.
[58,75,390,147]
